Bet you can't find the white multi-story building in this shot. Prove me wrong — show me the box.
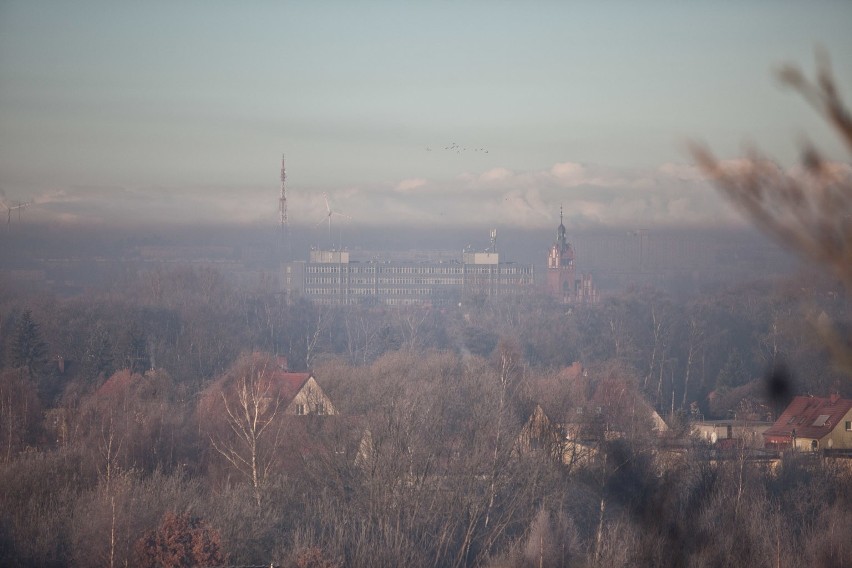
[283,248,534,306]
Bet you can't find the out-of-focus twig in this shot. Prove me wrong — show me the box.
[690,52,852,290]
[690,52,852,375]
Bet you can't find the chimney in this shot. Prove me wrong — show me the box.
[829,392,840,404]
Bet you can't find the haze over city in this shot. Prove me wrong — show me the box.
[4,3,852,567]
[2,1,851,229]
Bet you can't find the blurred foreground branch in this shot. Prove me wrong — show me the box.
[690,52,852,374]
[690,52,852,290]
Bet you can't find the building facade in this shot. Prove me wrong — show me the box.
[283,248,534,306]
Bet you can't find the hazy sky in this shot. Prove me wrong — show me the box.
[1,1,850,230]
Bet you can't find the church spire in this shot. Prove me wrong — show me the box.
[557,204,567,248]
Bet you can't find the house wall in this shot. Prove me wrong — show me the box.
[285,376,338,416]
[822,408,852,450]
[561,440,597,468]
[693,421,772,448]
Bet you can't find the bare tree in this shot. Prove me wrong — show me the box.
[203,358,283,508]
[343,308,384,365]
[0,370,40,462]
[396,306,432,353]
[681,308,707,411]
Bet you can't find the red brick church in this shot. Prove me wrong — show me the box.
[546,207,597,304]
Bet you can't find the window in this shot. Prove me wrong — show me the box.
[846,421,851,432]
[317,403,326,416]
[812,415,830,427]
[295,404,305,416]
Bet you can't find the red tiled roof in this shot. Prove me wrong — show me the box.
[267,371,311,402]
[764,395,852,441]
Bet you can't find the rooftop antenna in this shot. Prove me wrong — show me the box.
[628,228,649,270]
[490,228,497,253]
[316,192,350,249]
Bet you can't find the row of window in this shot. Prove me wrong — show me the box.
[305,264,531,276]
[307,288,442,296]
[294,403,326,416]
[306,276,531,286]
[377,277,462,285]
[305,282,531,295]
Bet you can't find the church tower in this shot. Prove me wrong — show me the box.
[546,207,576,301]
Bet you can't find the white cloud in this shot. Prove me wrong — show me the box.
[478,167,514,184]
[657,162,704,182]
[18,159,751,229]
[550,162,586,184]
[394,178,427,192]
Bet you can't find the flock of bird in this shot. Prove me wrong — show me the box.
[426,142,489,154]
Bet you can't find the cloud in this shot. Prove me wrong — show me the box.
[550,162,586,184]
[394,178,427,192]
[657,162,704,182]
[478,167,514,184]
[18,158,749,230]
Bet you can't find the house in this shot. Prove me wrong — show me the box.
[515,404,598,469]
[252,353,337,416]
[574,376,670,439]
[763,394,852,451]
[271,371,337,416]
[523,363,668,457]
[198,352,338,419]
[691,419,773,448]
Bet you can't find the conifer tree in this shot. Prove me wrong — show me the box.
[10,310,47,378]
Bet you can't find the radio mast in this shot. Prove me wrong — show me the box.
[279,154,290,256]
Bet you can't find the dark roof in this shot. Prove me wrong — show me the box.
[764,395,852,440]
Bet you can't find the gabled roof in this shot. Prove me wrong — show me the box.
[242,351,312,405]
[266,370,311,403]
[96,369,137,397]
[764,395,852,440]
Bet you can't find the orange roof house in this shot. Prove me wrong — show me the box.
[763,394,852,451]
[270,371,337,416]
[200,352,338,418]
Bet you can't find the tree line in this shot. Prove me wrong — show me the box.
[0,263,850,566]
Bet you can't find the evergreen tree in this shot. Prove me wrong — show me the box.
[10,310,47,378]
[81,323,114,380]
[716,348,748,390]
[118,322,149,374]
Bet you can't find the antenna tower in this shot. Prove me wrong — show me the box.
[279,155,289,254]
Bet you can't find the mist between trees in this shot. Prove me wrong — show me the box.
[0,252,850,567]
